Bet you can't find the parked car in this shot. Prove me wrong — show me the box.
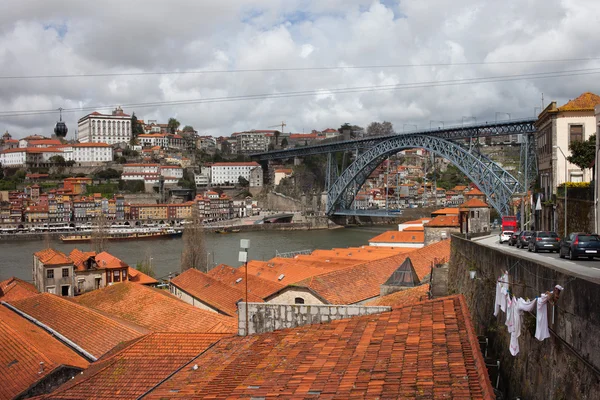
[499,231,514,244]
[528,231,560,253]
[516,231,534,249]
[559,233,600,260]
[507,231,521,246]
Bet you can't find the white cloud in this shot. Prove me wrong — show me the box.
[1,0,599,138]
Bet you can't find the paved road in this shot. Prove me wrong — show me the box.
[473,234,600,284]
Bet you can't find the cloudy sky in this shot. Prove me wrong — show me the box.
[0,0,599,139]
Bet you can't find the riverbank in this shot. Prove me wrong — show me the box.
[0,222,337,242]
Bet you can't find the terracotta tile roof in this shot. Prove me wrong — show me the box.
[34,248,71,265]
[401,217,431,225]
[41,333,226,400]
[424,215,460,227]
[0,306,89,400]
[71,282,237,334]
[127,267,158,285]
[171,269,263,316]
[68,249,96,272]
[465,187,484,196]
[403,225,424,231]
[0,277,38,302]
[207,264,284,299]
[459,198,489,208]
[369,230,424,244]
[290,240,451,304]
[145,295,494,399]
[95,251,129,270]
[452,185,468,191]
[365,284,431,307]
[431,207,459,215]
[7,293,145,359]
[557,92,600,112]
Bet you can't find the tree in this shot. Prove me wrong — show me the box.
[568,134,596,176]
[366,121,394,137]
[238,176,249,187]
[90,214,109,254]
[182,125,195,133]
[135,251,156,278]
[131,113,145,137]
[168,118,181,134]
[274,130,281,146]
[281,138,289,148]
[180,205,208,273]
[49,155,66,165]
[94,168,121,180]
[338,123,352,135]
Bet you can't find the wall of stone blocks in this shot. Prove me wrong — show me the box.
[238,302,391,336]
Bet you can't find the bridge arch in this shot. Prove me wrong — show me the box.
[326,135,523,217]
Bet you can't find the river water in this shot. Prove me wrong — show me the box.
[0,225,395,282]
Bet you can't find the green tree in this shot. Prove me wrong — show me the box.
[238,176,249,187]
[168,118,181,134]
[136,252,156,278]
[568,134,596,176]
[131,113,145,137]
[49,155,66,165]
[182,125,195,133]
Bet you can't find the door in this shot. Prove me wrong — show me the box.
[61,285,70,296]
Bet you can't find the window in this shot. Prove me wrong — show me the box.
[569,124,583,143]
[113,270,120,282]
[62,268,69,277]
[47,269,54,279]
[294,297,305,304]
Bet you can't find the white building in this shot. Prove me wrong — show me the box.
[77,106,132,144]
[210,162,261,185]
[0,148,28,166]
[159,165,183,180]
[121,163,160,181]
[194,165,211,187]
[138,133,168,148]
[71,143,113,165]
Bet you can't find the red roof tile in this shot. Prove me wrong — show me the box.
[7,293,145,359]
[0,306,89,400]
[207,264,284,299]
[290,240,451,304]
[95,251,129,270]
[432,207,459,215]
[171,269,263,316]
[128,267,158,285]
[34,248,71,266]
[145,295,494,399]
[369,230,424,244]
[459,198,489,208]
[424,215,460,227]
[365,284,430,307]
[71,282,237,334]
[557,92,600,112]
[0,277,39,302]
[41,333,225,400]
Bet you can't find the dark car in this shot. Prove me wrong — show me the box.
[559,233,600,260]
[507,231,521,246]
[516,231,534,249]
[528,231,560,253]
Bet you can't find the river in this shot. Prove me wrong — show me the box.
[0,225,396,282]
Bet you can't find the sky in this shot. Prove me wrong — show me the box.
[0,0,599,139]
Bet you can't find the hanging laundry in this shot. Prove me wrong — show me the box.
[499,273,509,313]
[494,279,503,316]
[535,293,551,341]
[505,295,516,333]
[510,297,536,356]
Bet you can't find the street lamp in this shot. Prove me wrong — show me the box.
[430,120,444,129]
[554,145,568,237]
[239,239,250,336]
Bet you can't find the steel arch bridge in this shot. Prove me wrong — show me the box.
[326,135,523,217]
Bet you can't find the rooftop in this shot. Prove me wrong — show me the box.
[290,240,451,304]
[424,215,460,228]
[207,264,284,299]
[145,295,494,399]
[71,282,237,334]
[459,198,489,208]
[365,284,431,307]
[34,248,71,266]
[368,230,425,244]
[0,306,89,400]
[431,207,460,216]
[557,92,600,112]
[41,333,226,400]
[6,293,145,359]
[0,277,39,302]
[171,268,263,316]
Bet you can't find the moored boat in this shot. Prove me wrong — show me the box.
[60,228,182,243]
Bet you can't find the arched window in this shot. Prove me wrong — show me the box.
[294,297,305,304]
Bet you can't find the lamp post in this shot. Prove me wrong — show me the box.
[239,239,250,336]
[554,146,568,237]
